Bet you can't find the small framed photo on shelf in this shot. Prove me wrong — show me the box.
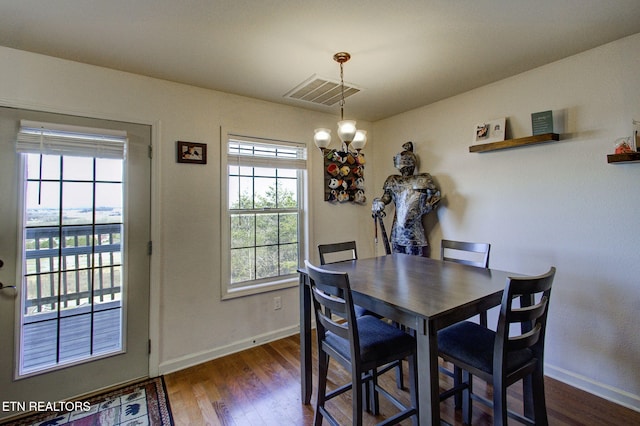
[474,118,506,144]
[177,141,207,164]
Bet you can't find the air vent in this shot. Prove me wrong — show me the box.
[284,75,360,107]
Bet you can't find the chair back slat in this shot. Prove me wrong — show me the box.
[312,288,350,340]
[319,241,358,265]
[508,296,548,324]
[506,323,542,351]
[441,239,490,268]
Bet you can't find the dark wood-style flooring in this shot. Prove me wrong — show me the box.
[164,334,640,425]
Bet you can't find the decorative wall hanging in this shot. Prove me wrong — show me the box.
[177,141,207,164]
[323,149,366,204]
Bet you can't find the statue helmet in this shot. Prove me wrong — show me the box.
[394,141,417,168]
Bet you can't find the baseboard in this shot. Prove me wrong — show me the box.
[158,325,300,375]
[545,364,640,413]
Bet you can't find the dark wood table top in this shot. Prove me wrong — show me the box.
[309,253,517,330]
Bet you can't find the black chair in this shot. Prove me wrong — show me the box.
[438,267,556,425]
[305,260,418,426]
[318,241,405,390]
[440,239,491,327]
[319,241,373,319]
[440,239,492,407]
[318,240,359,265]
[441,239,490,268]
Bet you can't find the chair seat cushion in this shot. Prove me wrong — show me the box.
[326,315,414,363]
[438,321,534,375]
[353,305,370,317]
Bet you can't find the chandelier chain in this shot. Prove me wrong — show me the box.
[339,61,345,120]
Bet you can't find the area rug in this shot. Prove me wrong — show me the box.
[2,377,174,426]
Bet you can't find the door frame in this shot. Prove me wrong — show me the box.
[0,97,162,379]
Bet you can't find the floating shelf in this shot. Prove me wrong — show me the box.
[469,133,560,153]
[607,152,640,163]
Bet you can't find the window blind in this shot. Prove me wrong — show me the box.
[227,134,306,170]
[16,120,127,159]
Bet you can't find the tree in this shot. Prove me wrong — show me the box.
[229,179,299,284]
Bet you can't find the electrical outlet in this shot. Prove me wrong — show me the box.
[273,296,282,310]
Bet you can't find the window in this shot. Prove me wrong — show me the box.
[15,120,127,375]
[222,132,307,298]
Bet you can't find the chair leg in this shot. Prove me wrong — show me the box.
[531,370,549,426]
[453,365,463,408]
[408,353,419,426]
[315,352,329,426]
[392,322,406,389]
[493,375,508,426]
[370,369,380,415]
[395,359,405,389]
[479,311,488,328]
[523,374,534,419]
[352,368,364,426]
[462,370,473,425]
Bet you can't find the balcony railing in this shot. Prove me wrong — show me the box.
[23,223,123,316]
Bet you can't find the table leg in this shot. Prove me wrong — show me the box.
[299,273,312,404]
[416,319,440,425]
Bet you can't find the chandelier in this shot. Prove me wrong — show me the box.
[313,52,367,153]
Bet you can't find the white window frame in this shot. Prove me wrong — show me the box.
[220,129,307,299]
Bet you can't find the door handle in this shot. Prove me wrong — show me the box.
[0,259,16,292]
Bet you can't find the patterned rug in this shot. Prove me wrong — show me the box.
[2,377,174,426]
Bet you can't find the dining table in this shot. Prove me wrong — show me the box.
[298,253,519,425]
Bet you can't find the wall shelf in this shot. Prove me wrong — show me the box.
[607,152,640,163]
[469,133,560,153]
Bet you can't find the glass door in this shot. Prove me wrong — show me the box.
[0,107,151,421]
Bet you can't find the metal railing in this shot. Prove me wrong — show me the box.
[23,223,123,315]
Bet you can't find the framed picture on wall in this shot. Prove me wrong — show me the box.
[177,141,207,164]
[473,117,506,144]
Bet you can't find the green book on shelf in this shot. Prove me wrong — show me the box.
[531,110,553,135]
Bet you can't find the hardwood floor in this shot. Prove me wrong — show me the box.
[164,334,640,425]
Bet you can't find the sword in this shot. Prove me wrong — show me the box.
[373,211,391,255]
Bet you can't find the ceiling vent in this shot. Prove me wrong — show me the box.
[284,75,360,107]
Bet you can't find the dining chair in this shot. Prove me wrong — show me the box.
[318,241,405,390]
[439,239,492,407]
[440,239,491,326]
[305,260,418,426]
[318,240,358,265]
[438,267,556,426]
[441,239,490,268]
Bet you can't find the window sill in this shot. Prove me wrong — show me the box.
[221,275,298,300]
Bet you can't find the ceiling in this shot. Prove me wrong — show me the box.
[1,1,640,122]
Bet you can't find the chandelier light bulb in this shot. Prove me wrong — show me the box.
[313,128,332,149]
[337,120,357,144]
[351,129,367,151]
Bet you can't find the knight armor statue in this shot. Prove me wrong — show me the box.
[372,142,441,256]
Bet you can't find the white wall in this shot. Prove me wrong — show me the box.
[373,33,640,409]
[0,46,374,377]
